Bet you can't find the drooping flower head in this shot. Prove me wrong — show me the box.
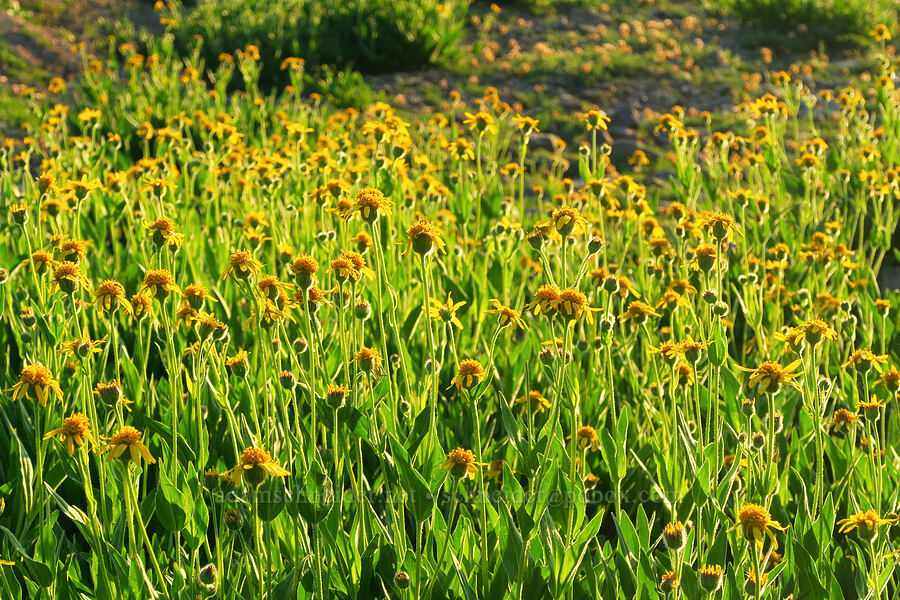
[227,446,290,486]
[11,364,63,406]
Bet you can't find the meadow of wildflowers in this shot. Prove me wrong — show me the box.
[0,6,899,600]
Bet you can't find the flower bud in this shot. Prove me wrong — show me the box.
[702,289,718,304]
[278,370,296,390]
[394,571,411,590]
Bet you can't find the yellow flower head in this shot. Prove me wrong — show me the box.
[619,300,660,326]
[406,219,445,257]
[44,413,96,456]
[94,279,133,315]
[451,359,486,391]
[485,299,528,330]
[227,447,290,486]
[737,503,787,549]
[143,269,180,300]
[103,426,155,467]
[222,249,263,281]
[441,448,480,479]
[429,293,466,329]
[575,425,600,451]
[837,510,897,541]
[350,187,392,223]
[739,360,803,395]
[11,364,63,406]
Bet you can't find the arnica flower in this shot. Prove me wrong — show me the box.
[693,243,718,272]
[142,269,180,300]
[831,408,858,433]
[227,447,290,486]
[290,255,319,289]
[44,413,96,456]
[102,426,156,466]
[441,448,481,479]
[485,300,528,330]
[881,368,900,393]
[663,521,686,551]
[95,380,132,411]
[225,350,250,378]
[429,293,466,329]
[257,275,293,300]
[451,359,486,391]
[197,312,227,340]
[673,336,711,363]
[737,503,787,550]
[94,279,133,315]
[797,318,837,346]
[672,363,694,387]
[738,360,803,395]
[843,349,888,374]
[51,262,91,295]
[773,327,805,354]
[525,284,561,317]
[619,300,661,326]
[325,384,350,409]
[555,287,597,324]
[582,109,611,131]
[698,565,724,593]
[462,111,497,136]
[406,219,445,257]
[330,256,360,284]
[56,237,89,263]
[354,346,383,376]
[341,251,375,280]
[222,249,263,281]
[837,510,897,541]
[182,284,214,310]
[551,206,587,237]
[130,293,153,319]
[58,327,106,359]
[28,250,57,275]
[700,211,740,240]
[144,217,184,249]
[856,397,885,422]
[11,364,63,406]
[659,571,678,594]
[296,286,331,314]
[575,425,600,451]
[350,187,392,223]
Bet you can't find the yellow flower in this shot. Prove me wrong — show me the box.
[525,284,561,317]
[871,24,892,41]
[514,390,551,413]
[575,425,600,451]
[485,299,528,330]
[406,219,445,256]
[94,279,133,315]
[450,359,485,390]
[582,109,611,131]
[700,211,740,240]
[441,448,481,479]
[738,360,803,394]
[145,217,184,249]
[58,326,107,358]
[619,300,660,326]
[429,293,466,329]
[796,318,837,346]
[222,250,263,281]
[51,262,91,295]
[737,503,787,549]
[349,187,392,223]
[550,206,587,237]
[843,349,888,373]
[831,408,858,432]
[227,447,290,486]
[102,426,155,466]
[142,269,180,300]
[837,510,897,540]
[44,413,96,456]
[353,346,383,376]
[554,287,597,324]
[462,111,497,136]
[10,364,63,406]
